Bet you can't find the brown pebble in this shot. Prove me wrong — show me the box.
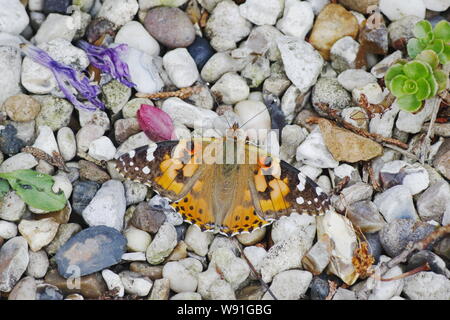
[129,262,163,280]
[3,94,41,122]
[79,160,111,183]
[131,202,167,234]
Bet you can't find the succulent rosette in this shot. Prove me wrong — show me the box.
[385,58,446,112]
[407,20,450,65]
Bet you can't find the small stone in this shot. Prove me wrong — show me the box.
[55,225,126,278]
[3,94,41,122]
[309,3,359,60]
[369,100,400,138]
[333,288,357,300]
[0,237,29,292]
[240,56,271,88]
[124,181,147,206]
[211,72,249,105]
[279,124,306,162]
[359,20,389,56]
[396,97,436,134]
[242,25,283,62]
[187,36,215,70]
[171,292,202,300]
[131,202,167,234]
[79,160,111,184]
[403,271,450,300]
[97,0,138,27]
[341,107,369,130]
[239,0,284,26]
[209,279,236,300]
[32,12,82,43]
[337,69,377,92]
[263,270,313,300]
[371,50,403,79]
[374,185,420,222]
[312,77,352,116]
[388,16,422,50]
[71,181,100,215]
[276,0,314,39]
[8,276,36,300]
[380,161,430,195]
[210,248,249,290]
[260,235,310,283]
[35,96,73,131]
[140,0,189,10]
[78,109,110,131]
[318,118,383,162]
[0,46,21,106]
[184,225,214,257]
[146,222,177,265]
[417,181,450,223]
[200,52,247,83]
[115,21,160,57]
[236,228,266,246]
[423,0,450,11]
[379,219,436,257]
[33,125,59,157]
[167,240,188,261]
[88,136,117,161]
[125,226,151,253]
[56,127,77,162]
[76,124,105,153]
[277,36,324,92]
[120,271,153,296]
[271,213,316,248]
[310,276,329,300]
[236,284,265,300]
[205,0,252,52]
[162,258,202,293]
[346,200,386,233]
[0,221,17,240]
[122,252,147,261]
[379,0,426,21]
[243,246,267,277]
[130,262,163,280]
[330,36,360,72]
[82,180,126,231]
[0,124,26,156]
[144,7,195,48]
[114,118,141,145]
[148,278,170,300]
[302,236,331,275]
[18,218,59,252]
[25,250,48,281]
[102,269,124,297]
[102,80,132,114]
[208,236,239,261]
[234,100,271,139]
[123,98,153,119]
[316,211,359,285]
[45,223,82,256]
[162,97,218,129]
[163,48,199,88]
[0,0,29,35]
[0,152,38,173]
[148,195,183,226]
[338,0,378,14]
[120,47,164,95]
[434,139,450,180]
[45,269,107,299]
[188,85,214,110]
[296,127,339,169]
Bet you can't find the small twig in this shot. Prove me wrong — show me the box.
[308,104,409,149]
[136,86,201,100]
[380,263,430,282]
[325,281,338,300]
[382,143,421,162]
[420,96,443,164]
[379,225,450,277]
[237,244,278,300]
[366,162,381,192]
[333,176,350,195]
[21,146,69,172]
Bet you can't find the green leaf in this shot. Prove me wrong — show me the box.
[415,78,431,100]
[390,75,408,97]
[415,50,440,70]
[403,61,430,80]
[403,79,418,95]
[428,39,444,55]
[0,170,67,212]
[438,45,450,65]
[434,20,450,41]
[414,20,432,39]
[433,70,449,92]
[407,38,426,58]
[397,95,422,112]
[0,179,9,198]
[385,64,405,83]
[426,74,439,97]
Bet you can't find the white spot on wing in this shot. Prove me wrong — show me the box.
[142,166,150,174]
[296,197,304,205]
[128,150,135,158]
[297,172,306,191]
[146,144,157,161]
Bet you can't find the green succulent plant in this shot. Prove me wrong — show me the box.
[407,20,450,65]
[0,170,67,212]
[385,58,447,112]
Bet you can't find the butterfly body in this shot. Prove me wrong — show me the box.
[115,137,330,236]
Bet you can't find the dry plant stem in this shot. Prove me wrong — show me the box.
[382,143,421,162]
[325,280,338,300]
[333,176,350,195]
[380,263,431,282]
[21,146,69,172]
[366,162,381,192]
[309,104,409,149]
[237,244,278,300]
[420,97,442,164]
[379,225,450,278]
[136,86,201,100]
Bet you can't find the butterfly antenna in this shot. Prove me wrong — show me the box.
[233,240,278,300]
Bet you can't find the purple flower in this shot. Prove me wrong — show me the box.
[77,40,136,88]
[21,44,104,111]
